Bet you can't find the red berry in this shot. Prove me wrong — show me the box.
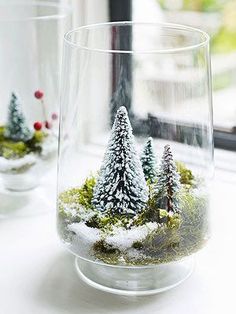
[51,112,58,120]
[34,121,42,131]
[45,121,52,129]
[34,90,44,99]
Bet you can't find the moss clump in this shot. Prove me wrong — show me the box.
[167,213,181,229]
[132,241,144,250]
[58,175,97,240]
[93,240,122,265]
[94,240,120,255]
[0,126,47,159]
[128,190,207,265]
[176,161,195,187]
[0,140,28,159]
[59,176,96,210]
[91,189,208,266]
[26,130,47,154]
[86,212,133,230]
[58,167,208,266]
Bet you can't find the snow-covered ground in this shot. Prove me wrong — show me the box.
[0,134,57,174]
[0,154,37,173]
[68,220,160,253]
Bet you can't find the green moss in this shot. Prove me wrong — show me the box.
[26,130,47,154]
[92,240,122,265]
[32,130,45,143]
[132,241,144,250]
[59,175,96,211]
[92,189,208,266]
[128,190,207,265]
[0,126,47,159]
[86,212,132,231]
[59,172,208,266]
[94,240,120,255]
[167,213,181,229]
[0,126,5,140]
[0,140,28,159]
[176,161,195,187]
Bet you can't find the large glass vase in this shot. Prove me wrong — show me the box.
[57,22,213,295]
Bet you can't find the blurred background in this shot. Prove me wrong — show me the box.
[71,0,236,152]
[3,0,236,152]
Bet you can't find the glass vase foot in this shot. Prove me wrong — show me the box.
[75,256,194,296]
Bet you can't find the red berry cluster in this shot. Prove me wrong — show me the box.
[33,90,58,131]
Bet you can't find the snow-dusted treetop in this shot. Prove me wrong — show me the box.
[155,144,181,213]
[4,93,33,142]
[141,137,157,183]
[92,106,148,215]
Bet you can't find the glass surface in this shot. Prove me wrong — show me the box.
[0,1,71,191]
[57,22,213,294]
[138,0,236,140]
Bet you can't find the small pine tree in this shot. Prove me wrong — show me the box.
[4,93,33,142]
[92,106,148,215]
[154,145,181,213]
[140,137,157,183]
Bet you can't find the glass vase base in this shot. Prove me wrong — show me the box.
[75,256,194,296]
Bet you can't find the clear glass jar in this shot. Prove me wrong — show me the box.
[0,1,71,191]
[57,22,213,295]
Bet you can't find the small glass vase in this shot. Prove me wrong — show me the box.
[0,1,71,191]
[57,22,213,295]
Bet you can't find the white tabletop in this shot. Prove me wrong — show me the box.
[0,152,235,314]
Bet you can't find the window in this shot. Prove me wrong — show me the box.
[109,0,236,151]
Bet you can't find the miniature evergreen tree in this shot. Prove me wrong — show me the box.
[140,137,157,183]
[154,145,181,213]
[4,93,33,142]
[92,106,148,215]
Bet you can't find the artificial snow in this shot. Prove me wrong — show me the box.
[106,222,159,250]
[60,202,95,221]
[68,220,159,252]
[0,134,57,174]
[68,222,101,243]
[40,134,58,158]
[0,154,37,172]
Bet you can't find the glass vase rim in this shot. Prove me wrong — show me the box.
[0,1,72,22]
[64,21,210,54]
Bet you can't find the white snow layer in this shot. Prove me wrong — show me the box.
[69,223,101,243]
[41,134,58,158]
[68,221,159,251]
[0,134,57,172]
[0,154,37,172]
[106,222,158,250]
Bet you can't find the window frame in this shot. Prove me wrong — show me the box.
[109,0,236,151]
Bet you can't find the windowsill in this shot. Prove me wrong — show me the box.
[0,149,235,313]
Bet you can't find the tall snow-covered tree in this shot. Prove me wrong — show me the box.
[92,106,148,215]
[154,145,181,213]
[4,93,33,142]
[140,137,157,183]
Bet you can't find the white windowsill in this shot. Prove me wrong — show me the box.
[0,148,235,314]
